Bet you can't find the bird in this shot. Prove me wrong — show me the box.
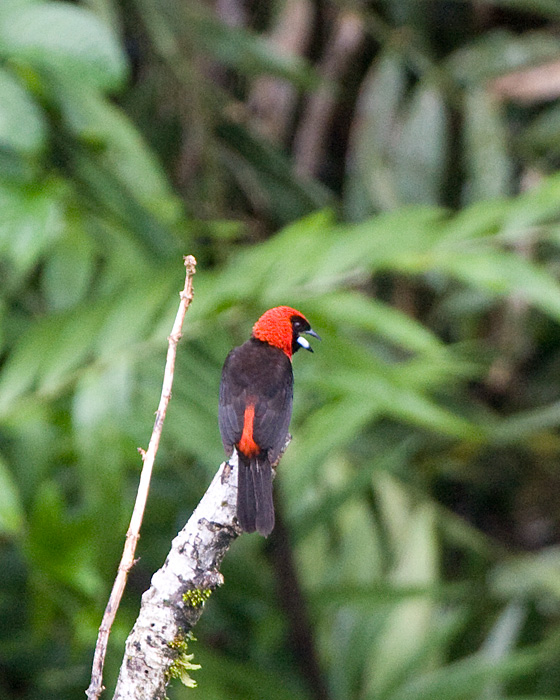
[219,306,320,536]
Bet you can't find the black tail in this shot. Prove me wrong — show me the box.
[237,454,274,536]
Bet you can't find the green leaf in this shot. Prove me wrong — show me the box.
[27,481,104,597]
[478,602,526,698]
[0,305,106,415]
[286,397,382,487]
[93,275,178,357]
[311,581,469,607]
[0,66,46,156]
[386,640,555,700]
[51,81,182,222]
[394,83,448,205]
[313,348,480,439]
[345,50,406,215]
[310,207,446,284]
[491,399,560,443]
[523,102,560,160]
[448,30,560,85]
[190,11,317,87]
[463,88,512,203]
[0,180,64,278]
[0,2,127,90]
[437,198,511,244]
[72,360,134,441]
[364,495,438,697]
[491,547,560,601]
[0,455,24,536]
[504,171,560,234]
[0,0,38,12]
[310,292,444,356]
[294,441,416,541]
[217,121,332,224]
[42,229,95,311]
[435,249,560,323]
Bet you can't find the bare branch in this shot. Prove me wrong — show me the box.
[111,456,240,700]
[111,439,289,697]
[86,255,197,700]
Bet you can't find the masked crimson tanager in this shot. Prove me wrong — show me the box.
[219,306,319,536]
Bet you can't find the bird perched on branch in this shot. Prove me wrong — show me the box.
[219,306,320,536]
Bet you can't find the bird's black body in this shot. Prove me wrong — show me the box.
[219,339,293,535]
[218,306,318,536]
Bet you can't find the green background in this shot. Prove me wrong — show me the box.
[3,1,560,698]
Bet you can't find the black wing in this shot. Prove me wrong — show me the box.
[253,366,293,464]
[219,340,293,460]
[218,349,243,455]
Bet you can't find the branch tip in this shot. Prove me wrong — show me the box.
[183,255,197,274]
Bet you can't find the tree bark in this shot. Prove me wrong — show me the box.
[111,457,239,700]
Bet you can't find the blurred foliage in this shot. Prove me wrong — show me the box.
[4,1,560,700]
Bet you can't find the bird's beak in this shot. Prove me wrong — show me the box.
[297,328,321,352]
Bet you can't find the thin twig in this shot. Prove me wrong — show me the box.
[86,255,197,700]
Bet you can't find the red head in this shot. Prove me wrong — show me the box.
[252,306,320,358]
